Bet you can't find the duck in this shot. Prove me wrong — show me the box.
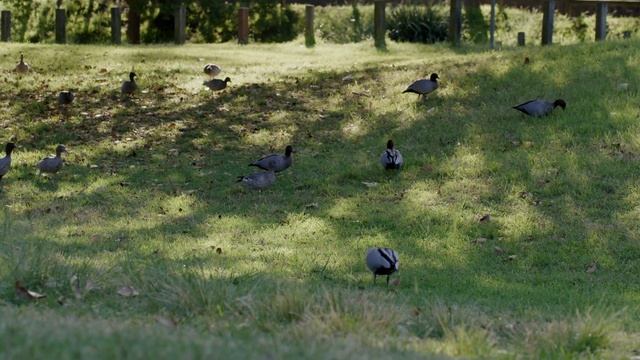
[236,171,276,190]
[366,247,399,285]
[0,142,16,181]
[204,64,222,78]
[58,91,75,105]
[249,145,293,173]
[15,53,31,73]
[403,73,439,99]
[380,140,403,170]
[203,77,231,92]
[121,72,138,95]
[37,145,67,174]
[513,99,566,117]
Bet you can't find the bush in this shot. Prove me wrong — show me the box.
[251,1,300,43]
[387,6,448,44]
[314,4,373,44]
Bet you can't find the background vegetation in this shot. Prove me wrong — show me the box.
[0,1,639,45]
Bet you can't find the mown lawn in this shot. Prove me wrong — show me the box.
[1,39,640,359]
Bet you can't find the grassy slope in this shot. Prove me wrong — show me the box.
[1,39,640,358]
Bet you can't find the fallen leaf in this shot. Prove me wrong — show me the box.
[70,274,82,299]
[494,246,505,255]
[305,202,319,209]
[117,285,139,297]
[479,214,491,223]
[156,315,177,328]
[507,255,517,261]
[362,181,379,188]
[472,237,487,245]
[342,74,354,82]
[15,281,46,300]
[586,262,597,273]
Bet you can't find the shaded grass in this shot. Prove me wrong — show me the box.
[0,40,640,358]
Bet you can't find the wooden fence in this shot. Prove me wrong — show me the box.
[0,1,632,47]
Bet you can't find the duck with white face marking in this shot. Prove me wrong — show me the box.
[204,77,231,92]
[513,99,566,117]
[237,171,276,190]
[121,72,138,95]
[380,140,403,170]
[403,73,439,100]
[0,143,16,182]
[366,248,399,285]
[250,145,294,173]
[37,145,67,175]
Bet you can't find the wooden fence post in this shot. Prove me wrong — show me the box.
[449,0,462,47]
[174,3,186,44]
[127,7,141,44]
[541,0,555,45]
[374,0,386,49]
[305,4,315,47]
[517,32,525,46]
[238,7,249,45]
[55,8,67,44]
[0,10,10,42]
[489,0,496,49]
[595,2,607,41]
[111,7,121,45]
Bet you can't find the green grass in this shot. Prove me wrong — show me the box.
[1,39,640,358]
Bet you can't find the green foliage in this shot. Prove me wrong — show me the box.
[314,4,373,43]
[571,13,589,43]
[463,2,488,43]
[251,1,300,43]
[387,5,448,44]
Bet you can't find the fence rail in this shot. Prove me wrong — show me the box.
[0,2,633,47]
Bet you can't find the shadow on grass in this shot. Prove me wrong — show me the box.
[1,40,640,329]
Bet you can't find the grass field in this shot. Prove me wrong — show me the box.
[1,38,640,359]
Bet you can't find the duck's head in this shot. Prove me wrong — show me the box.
[386,139,394,150]
[56,144,67,156]
[19,53,24,63]
[224,77,231,83]
[129,72,137,81]
[284,145,295,156]
[430,73,439,81]
[5,142,16,155]
[553,99,566,110]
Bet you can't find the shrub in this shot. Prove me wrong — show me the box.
[387,6,448,44]
[251,1,300,43]
[315,4,373,43]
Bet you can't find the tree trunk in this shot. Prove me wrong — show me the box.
[127,7,140,44]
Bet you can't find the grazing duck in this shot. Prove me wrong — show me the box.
[15,54,31,73]
[203,77,231,92]
[204,64,222,78]
[237,171,276,190]
[121,72,138,95]
[513,99,566,117]
[37,145,67,174]
[58,91,75,105]
[380,140,403,170]
[250,145,293,173]
[366,247,399,285]
[403,73,439,99]
[0,143,16,181]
